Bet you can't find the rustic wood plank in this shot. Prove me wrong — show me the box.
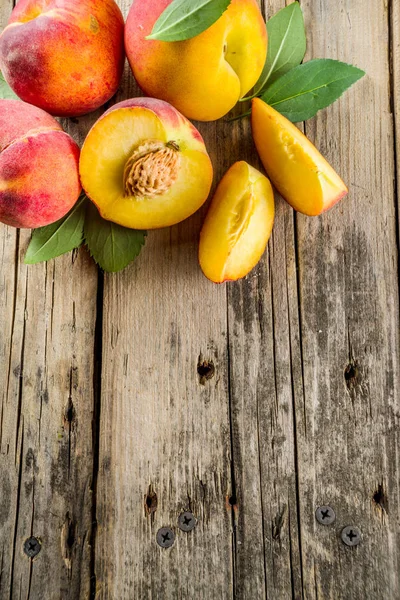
[93,3,236,599]
[294,1,400,598]
[225,3,304,599]
[0,5,98,598]
[393,0,399,204]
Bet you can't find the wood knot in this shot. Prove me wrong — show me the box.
[123,140,180,199]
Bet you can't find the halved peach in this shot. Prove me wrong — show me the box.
[251,98,348,216]
[80,98,213,229]
[199,161,274,283]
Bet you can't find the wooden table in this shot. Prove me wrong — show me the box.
[1,1,399,598]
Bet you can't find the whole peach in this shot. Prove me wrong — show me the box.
[0,0,125,117]
[125,0,267,122]
[0,100,81,228]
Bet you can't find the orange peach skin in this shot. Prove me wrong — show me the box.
[251,98,348,216]
[0,0,124,117]
[0,100,81,228]
[199,161,274,283]
[125,0,267,122]
[80,97,213,229]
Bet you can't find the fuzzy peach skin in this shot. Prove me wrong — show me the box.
[125,0,267,122]
[199,161,274,283]
[80,97,213,229]
[251,98,348,216]
[0,99,81,228]
[0,0,124,117]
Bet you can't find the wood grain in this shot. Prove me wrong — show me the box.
[294,0,400,598]
[0,3,98,598]
[94,4,234,598]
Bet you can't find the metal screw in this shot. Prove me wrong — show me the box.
[178,512,197,532]
[23,536,41,558]
[341,526,362,547]
[315,506,336,525]
[156,527,175,549]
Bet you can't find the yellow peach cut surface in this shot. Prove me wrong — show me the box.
[79,98,213,230]
[199,161,275,283]
[251,98,348,216]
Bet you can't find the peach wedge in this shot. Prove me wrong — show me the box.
[251,98,348,216]
[79,98,213,229]
[199,161,274,283]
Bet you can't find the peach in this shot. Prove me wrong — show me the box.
[251,98,348,216]
[0,99,81,228]
[79,97,213,229]
[0,0,124,117]
[125,0,267,122]
[199,161,274,283]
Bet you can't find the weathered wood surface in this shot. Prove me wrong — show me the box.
[0,0,399,598]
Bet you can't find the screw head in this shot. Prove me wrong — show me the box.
[178,512,197,532]
[156,527,175,549]
[23,536,41,558]
[341,526,362,547]
[315,506,336,525]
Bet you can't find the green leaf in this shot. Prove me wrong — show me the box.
[24,194,87,265]
[0,72,19,100]
[252,2,306,98]
[84,202,146,273]
[261,58,365,122]
[146,0,231,42]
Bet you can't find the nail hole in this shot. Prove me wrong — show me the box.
[66,519,75,549]
[228,494,237,507]
[65,399,75,423]
[345,363,357,382]
[145,486,158,516]
[373,483,388,513]
[197,359,215,385]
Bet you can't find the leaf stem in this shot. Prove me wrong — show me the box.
[226,110,251,122]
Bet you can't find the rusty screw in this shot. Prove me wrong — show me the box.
[23,536,41,558]
[156,527,175,549]
[315,506,336,525]
[341,526,362,547]
[178,512,197,532]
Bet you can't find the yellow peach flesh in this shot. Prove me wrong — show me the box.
[80,102,213,230]
[199,161,275,283]
[251,98,348,216]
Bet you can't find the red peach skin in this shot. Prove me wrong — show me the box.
[0,0,125,117]
[0,100,81,228]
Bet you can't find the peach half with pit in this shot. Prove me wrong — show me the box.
[125,0,268,122]
[79,98,214,230]
[0,99,81,229]
[0,0,125,117]
[199,161,275,283]
[251,98,348,216]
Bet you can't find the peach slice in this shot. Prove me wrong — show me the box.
[79,98,213,230]
[199,161,274,283]
[0,99,81,229]
[251,98,348,216]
